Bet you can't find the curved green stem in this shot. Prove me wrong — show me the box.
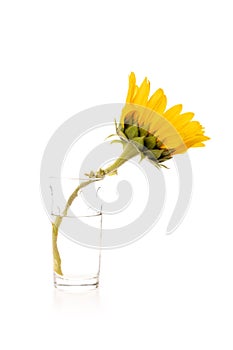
[52,142,139,276]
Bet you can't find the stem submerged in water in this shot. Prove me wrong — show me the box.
[52,179,100,275]
[52,142,139,276]
[52,219,62,275]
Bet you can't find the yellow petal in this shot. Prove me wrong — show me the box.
[181,121,204,138]
[126,72,136,103]
[164,104,183,121]
[133,77,150,105]
[185,135,210,148]
[132,85,139,100]
[192,142,206,147]
[172,112,195,131]
[147,88,164,109]
[155,94,167,114]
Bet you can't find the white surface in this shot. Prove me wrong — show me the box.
[0,1,233,349]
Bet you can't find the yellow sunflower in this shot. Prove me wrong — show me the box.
[88,72,210,177]
[116,72,210,165]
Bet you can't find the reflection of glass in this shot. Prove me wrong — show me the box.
[53,288,100,312]
[49,178,102,292]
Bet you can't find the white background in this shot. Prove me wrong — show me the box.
[1,1,233,349]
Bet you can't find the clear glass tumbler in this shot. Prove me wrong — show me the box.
[48,177,103,292]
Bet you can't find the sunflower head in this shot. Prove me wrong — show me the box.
[116,110,175,168]
[87,72,210,178]
[116,72,210,168]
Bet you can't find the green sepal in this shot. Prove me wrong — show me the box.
[151,149,164,159]
[110,139,123,145]
[114,119,118,131]
[139,127,148,137]
[156,140,163,148]
[169,148,176,155]
[161,149,174,157]
[132,136,145,150]
[159,156,172,163]
[159,163,170,169]
[144,136,157,149]
[110,139,127,149]
[161,150,170,157]
[125,125,138,139]
[116,126,127,140]
[105,133,117,140]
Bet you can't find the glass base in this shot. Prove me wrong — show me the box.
[54,272,99,292]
